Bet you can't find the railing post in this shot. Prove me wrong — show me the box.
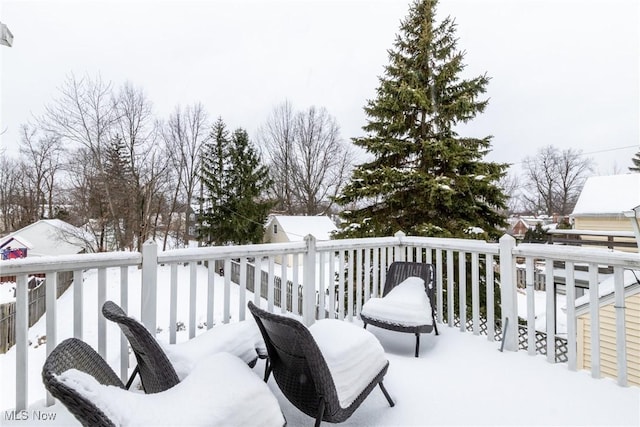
[15,274,28,411]
[499,234,518,351]
[394,230,405,261]
[45,272,57,406]
[303,234,317,326]
[141,239,158,334]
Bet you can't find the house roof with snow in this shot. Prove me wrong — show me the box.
[572,174,640,217]
[574,269,640,315]
[267,215,337,241]
[0,235,33,250]
[0,219,87,257]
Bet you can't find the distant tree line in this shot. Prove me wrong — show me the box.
[0,75,353,250]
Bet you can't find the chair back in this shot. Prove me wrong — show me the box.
[102,301,180,393]
[42,338,124,427]
[247,301,340,419]
[383,261,436,312]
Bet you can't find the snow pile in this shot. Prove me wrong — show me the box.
[57,352,284,426]
[360,276,432,326]
[161,318,266,379]
[516,289,568,336]
[309,319,388,408]
[0,281,16,304]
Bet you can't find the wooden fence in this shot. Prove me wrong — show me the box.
[215,260,304,315]
[0,272,73,354]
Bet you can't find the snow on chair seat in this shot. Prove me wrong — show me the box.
[45,338,285,427]
[360,262,439,357]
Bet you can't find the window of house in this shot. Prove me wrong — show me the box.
[273,224,278,234]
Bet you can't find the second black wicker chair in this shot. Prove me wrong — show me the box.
[102,300,262,393]
[248,301,394,427]
[360,261,439,357]
[102,300,181,393]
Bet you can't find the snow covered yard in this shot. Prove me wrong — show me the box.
[1,264,638,426]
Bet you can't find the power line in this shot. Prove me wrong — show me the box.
[581,144,638,156]
[510,144,638,166]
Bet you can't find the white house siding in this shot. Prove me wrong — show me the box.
[263,216,337,267]
[577,293,640,386]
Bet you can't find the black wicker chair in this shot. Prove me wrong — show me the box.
[42,338,124,427]
[360,261,439,357]
[43,337,286,426]
[102,300,181,393]
[102,300,261,393]
[248,301,394,427]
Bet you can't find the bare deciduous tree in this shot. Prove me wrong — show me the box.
[18,124,64,222]
[259,102,353,215]
[38,74,171,251]
[162,103,209,248]
[522,145,593,216]
[258,100,296,213]
[291,106,352,215]
[113,82,166,251]
[39,74,125,248]
[0,153,23,231]
[498,171,521,214]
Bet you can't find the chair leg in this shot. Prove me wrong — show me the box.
[433,314,440,335]
[125,365,139,390]
[263,359,272,382]
[415,333,420,357]
[315,396,325,427]
[363,323,367,329]
[378,382,395,407]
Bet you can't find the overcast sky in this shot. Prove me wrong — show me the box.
[1,0,638,177]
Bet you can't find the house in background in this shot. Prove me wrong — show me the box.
[570,174,640,251]
[506,215,554,240]
[0,220,89,328]
[0,235,31,260]
[575,270,640,386]
[0,219,87,259]
[264,215,337,266]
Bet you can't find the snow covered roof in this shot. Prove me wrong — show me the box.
[269,215,337,241]
[0,235,33,250]
[574,269,640,315]
[572,174,640,216]
[0,219,87,257]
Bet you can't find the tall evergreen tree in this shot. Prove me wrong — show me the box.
[103,136,135,249]
[198,117,231,245]
[335,0,508,239]
[198,119,273,245]
[630,149,640,172]
[225,128,273,244]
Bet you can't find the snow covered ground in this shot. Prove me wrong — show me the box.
[1,264,638,426]
[516,288,567,336]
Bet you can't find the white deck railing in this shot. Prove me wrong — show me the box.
[2,232,638,411]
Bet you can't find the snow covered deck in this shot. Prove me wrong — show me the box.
[3,324,638,426]
[1,233,639,425]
